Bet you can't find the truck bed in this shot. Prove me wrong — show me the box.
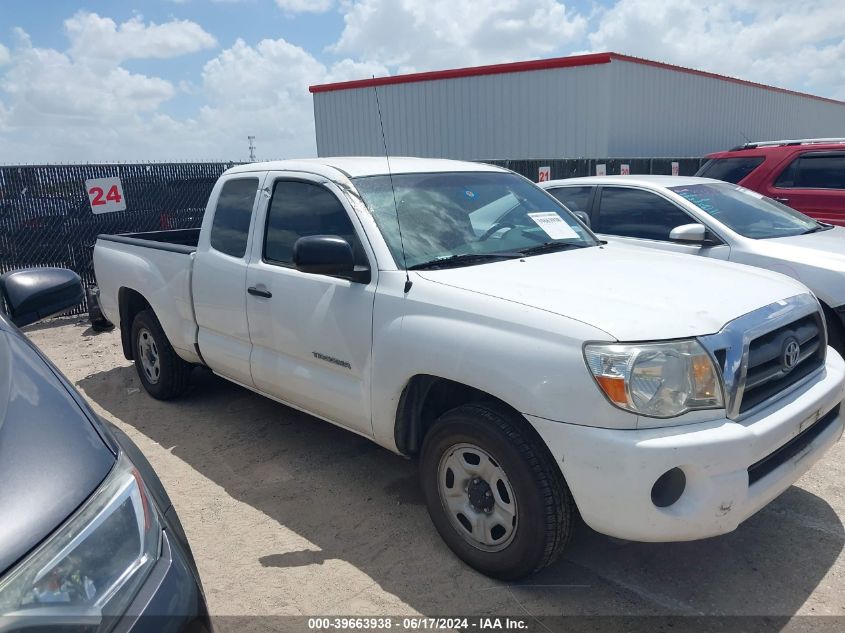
[96,228,200,254]
[93,228,202,364]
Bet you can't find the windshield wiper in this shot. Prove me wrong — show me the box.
[518,241,591,257]
[802,222,834,235]
[408,252,521,270]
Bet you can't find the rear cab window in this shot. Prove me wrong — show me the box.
[209,178,259,257]
[696,157,765,184]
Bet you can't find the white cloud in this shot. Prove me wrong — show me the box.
[588,0,845,98]
[0,44,10,66]
[1,33,175,128]
[275,0,334,13]
[65,11,217,64]
[332,0,586,72]
[182,38,387,159]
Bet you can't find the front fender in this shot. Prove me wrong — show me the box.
[369,274,637,450]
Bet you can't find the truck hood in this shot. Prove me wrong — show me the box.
[415,243,810,341]
[761,226,845,273]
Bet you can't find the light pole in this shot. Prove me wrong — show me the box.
[248,136,256,162]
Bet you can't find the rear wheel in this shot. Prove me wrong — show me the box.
[419,403,573,580]
[131,309,192,400]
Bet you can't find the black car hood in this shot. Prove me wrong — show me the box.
[0,323,115,574]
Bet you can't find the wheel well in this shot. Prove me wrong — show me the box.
[118,288,151,360]
[394,375,523,456]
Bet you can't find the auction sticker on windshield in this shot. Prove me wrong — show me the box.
[528,212,579,240]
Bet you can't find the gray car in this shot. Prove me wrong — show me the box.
[0,268,210,632]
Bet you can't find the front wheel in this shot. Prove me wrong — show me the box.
[131,309,192,400]
[824,311,844,357]
[419,403,574,580]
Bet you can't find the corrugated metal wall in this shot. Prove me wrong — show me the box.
[313,60,845,159]
[607,60,845,156]
[314,64,613,159]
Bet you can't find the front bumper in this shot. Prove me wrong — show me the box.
[527,349,845,542]
[115,529,211,633]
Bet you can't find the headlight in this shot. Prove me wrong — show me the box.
[0,454,161,624]
[584,340,724,418]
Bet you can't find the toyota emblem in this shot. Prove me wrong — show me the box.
[782,338,801,372]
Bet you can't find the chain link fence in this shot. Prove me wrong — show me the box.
[0,157,705,316]
[482,157,708,180]
[0,162,238,314]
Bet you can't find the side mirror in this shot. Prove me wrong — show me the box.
[0,268,84,328]
[293,235,370,283]
[573,211,591,228]
[669,223,708,244]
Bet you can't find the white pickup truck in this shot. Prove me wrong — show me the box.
[94,158,845,579]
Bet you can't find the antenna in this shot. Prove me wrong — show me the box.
[373,81,412,293]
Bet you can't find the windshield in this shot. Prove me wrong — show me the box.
[668,182,823,239]
[353,171,597,268]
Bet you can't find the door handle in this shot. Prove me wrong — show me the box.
[248,286,272,298]
[774,197,790,203]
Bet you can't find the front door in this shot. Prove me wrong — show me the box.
[245,173,377,436]
[594,186,730,259]
[766,151,845,226]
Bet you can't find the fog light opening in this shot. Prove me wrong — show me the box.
[651,467,686,508]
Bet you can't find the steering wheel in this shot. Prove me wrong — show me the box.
[478,221,516,242]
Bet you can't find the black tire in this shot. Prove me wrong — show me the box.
[824,310,844,357]
[86,285,114,332]
[130,309,192,400]
[419,403,573,580]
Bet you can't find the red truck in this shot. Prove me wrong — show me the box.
[697,139,845,226]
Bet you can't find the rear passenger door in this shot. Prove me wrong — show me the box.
[245,173,377,436]
[768,152,845,225]
[594,186,730,259]
[193,175,262,387]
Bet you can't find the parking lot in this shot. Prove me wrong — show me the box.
[27,316,845,627]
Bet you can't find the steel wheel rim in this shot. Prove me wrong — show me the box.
[437,442,518,552]
[137,327,161,385]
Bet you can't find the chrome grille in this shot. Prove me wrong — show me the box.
[698,294,827,420]
[739,313,825,413]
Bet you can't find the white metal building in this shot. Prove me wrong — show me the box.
[310,52,845,159]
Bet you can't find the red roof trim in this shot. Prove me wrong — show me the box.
[309,51,845,106]
[608,53,845,106]
[309,52,612,93]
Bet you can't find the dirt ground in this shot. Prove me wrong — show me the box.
[25,316,845,626]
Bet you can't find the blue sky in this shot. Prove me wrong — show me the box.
[0,0,842,163]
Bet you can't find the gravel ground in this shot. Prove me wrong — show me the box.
[24,316,845,628]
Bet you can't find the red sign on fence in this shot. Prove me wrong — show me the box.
[538,166,551,182]
[85,177,126,214]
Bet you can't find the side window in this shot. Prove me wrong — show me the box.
[209,178,259,257]
[776,154,845,189]
[596,188,694,241]
[264,180,365,266]
[546,186,594,213]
